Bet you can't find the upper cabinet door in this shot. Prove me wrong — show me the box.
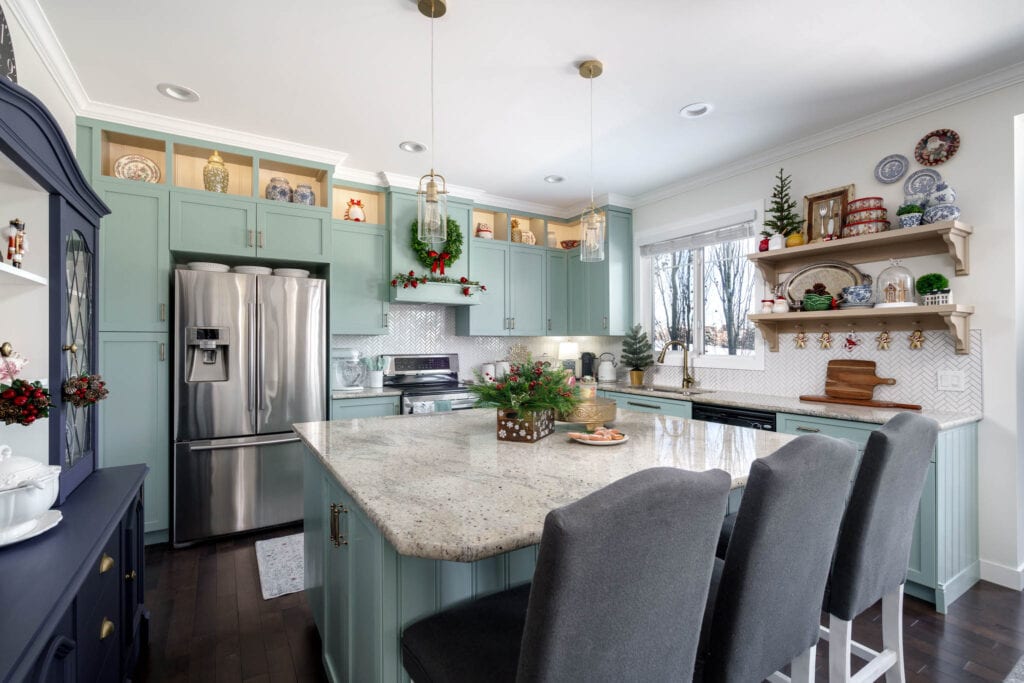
[546,251,568,335]
[331,223,389,335]
[257,203,331,263]
[169,192,256,257]
[98,184,169,332]
[509,246,546,336]
[456,241,509,336]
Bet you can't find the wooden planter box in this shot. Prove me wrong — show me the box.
[496,408,554,443]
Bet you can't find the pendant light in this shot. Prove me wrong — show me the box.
[416,0,448,245]
[579,59,605,262]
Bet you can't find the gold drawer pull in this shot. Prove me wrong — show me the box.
[125,569,137,581]
[99,554,115,574]
[100,618,114,640]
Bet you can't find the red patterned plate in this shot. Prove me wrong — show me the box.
[914,129,960,166]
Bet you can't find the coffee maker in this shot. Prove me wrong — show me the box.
[580,352,596,378]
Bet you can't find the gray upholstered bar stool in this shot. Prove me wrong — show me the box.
[696,434,859,683]
[400,467,732,682]
[822,412,938,682]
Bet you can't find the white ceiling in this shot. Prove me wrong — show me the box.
[36,0,1024,209]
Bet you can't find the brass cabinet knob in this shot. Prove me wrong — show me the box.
[62,343,78,354]
[100,618,114,640]
[99,553,115,574]
[125,569,137,581]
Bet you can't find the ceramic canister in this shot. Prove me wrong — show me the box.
[265,177,292,202]
[480,363,496,381]
[292,184,316,206]
[202,151,229,193]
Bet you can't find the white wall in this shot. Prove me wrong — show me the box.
[635,82,1024,587]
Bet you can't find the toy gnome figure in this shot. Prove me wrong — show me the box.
[5,219,26,268]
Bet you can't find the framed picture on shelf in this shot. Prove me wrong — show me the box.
[803,184,854,243]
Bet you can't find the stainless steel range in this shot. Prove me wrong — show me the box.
[382,353,477,414]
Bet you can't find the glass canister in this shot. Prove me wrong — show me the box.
[332,348,366,390]
[875,259,917,307]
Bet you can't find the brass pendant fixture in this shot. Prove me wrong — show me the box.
[416,0,448,245]
[579,59,606,262]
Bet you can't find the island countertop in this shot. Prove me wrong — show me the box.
[293,409,795,562]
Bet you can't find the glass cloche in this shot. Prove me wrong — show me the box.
[875,259,917,308]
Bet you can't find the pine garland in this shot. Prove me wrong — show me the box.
[621,324,654,371]
[762,168,803,237]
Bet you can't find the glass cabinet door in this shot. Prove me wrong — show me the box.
[62,230,94,471]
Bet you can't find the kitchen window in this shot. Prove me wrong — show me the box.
[639,208,764,370]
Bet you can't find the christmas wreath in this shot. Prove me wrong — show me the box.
[62,374,109,407]
[410,217,462,275]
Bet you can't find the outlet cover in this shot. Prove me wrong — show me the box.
[937,370,965,391]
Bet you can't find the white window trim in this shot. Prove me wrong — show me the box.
[636,201,766,372]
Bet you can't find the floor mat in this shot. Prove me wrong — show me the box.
[255,533,304,600]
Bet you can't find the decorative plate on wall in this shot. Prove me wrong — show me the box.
[873,154,908,184]
[914,128,960,166]
[903,168,942,197]
[780,260,870,309]
[113,154,161,183]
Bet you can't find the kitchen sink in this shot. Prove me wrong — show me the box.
[643,386,715,397]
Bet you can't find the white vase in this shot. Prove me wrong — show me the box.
[368,370,383,388]
[768,234,785,250]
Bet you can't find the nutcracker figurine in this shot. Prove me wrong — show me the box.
[5,219,26,268]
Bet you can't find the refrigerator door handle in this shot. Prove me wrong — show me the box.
[248,303,257,417]
[187,436,301,452]
[258,302,267,411]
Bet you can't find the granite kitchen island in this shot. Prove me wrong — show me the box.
[294,408,795,683]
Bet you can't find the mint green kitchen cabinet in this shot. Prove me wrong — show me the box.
[304,455,326,636]
[566,208,632,336]
[98,332,169,539]
[777,412,977,612]
[508,245,547,335]
[388,190,471,282]
[456,241,508,335]
[546,251,568,335]
[257,202,331,262]
[322,474,351,683]
[331,396,400,420]
[169,191,256,257]
[330,222,389,335]
[599,390,693,418]
[97,183,169,332]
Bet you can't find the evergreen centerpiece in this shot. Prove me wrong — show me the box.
[469,357,580,443]
[621,324,654,387]
[763,168,804,248]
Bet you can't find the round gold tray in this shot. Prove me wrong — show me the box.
[558,398,617,431]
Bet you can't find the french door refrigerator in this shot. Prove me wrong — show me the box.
[172,269,325,546]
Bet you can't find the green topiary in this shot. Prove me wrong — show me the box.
[621,324,654,371]
[897,204,924,216]
[916,272,949,295]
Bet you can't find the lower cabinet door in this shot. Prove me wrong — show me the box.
[906,461,938,588]
[99,332,169,535]
[258,203,331,262]
[304,455,326,636]
[31,607,76,683]
[323,478,351,683]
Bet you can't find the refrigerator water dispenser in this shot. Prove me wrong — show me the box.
[186,326,230,382]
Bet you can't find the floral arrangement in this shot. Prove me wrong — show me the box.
[0,379,51,425]
[62,374,109,407]
[391,271,487,297]
[468,356,580,415]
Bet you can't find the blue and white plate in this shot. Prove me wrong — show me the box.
[904,168,942,196]
[921,203,960,224]
[874,154,909,184]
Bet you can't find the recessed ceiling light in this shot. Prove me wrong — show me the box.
[543,175,565,184]
[399,141,427,153]
[156,82,199,102]
[679,102,713,118]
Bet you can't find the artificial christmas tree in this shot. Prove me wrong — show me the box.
[621,324,654,387]
[762,168,804,248]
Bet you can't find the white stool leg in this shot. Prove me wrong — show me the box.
[882,584,906,683]
[792,645,816,683]
[829,615,853,682]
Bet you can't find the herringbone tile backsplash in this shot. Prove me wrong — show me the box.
[333,306,982,414]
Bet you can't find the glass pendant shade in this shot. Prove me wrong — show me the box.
[417,172,448,244]
[579,208,606,262]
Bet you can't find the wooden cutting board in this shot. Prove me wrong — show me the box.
[824,360,896,401]
[799,395,922,411]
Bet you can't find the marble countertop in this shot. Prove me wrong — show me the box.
[599,384,981,430]
[331,387,402,400]
[294,409,795,562]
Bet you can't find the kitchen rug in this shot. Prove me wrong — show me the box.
[255,533,304,600]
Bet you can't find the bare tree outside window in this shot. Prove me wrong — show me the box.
[652,251,694,347]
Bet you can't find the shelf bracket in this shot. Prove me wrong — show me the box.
[753,261,778,288]
[753,320,779,352]
[941,311,971,355]
[940,227,970,276]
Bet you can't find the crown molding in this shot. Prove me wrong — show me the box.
[635,59,1024,208]
[332,167,387,186]
[380,170,490,203]
[4,0,88,111]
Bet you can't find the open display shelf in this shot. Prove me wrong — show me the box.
[172,144,253,197]
[510,215,545,247]
[747,221,972,284]
[0,261,46,286]
[100,131,166,184]
[472,208,508,241]
[257,158,328,208]
[547,219,581,250]
[333,185,385,224]
[749,305,974,354]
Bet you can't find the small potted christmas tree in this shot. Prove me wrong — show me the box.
[763,168,804,248]
[621,324,654,387]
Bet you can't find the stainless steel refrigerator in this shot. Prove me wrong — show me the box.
[172,269,325,547]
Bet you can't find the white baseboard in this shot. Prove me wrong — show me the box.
[979,559,1024,590]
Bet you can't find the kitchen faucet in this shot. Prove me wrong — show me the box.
[657,339,696,389]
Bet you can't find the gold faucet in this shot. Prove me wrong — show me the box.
[657,339,696,389]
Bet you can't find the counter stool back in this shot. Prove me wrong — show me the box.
[400,466,732,683]
[824,412,939,683]
[699,434,858,683]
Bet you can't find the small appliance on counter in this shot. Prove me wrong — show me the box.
[597,352,617,383]
[580,352,596,378]
[333,348,366,392]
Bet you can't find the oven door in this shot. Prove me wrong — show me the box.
[402,392,477,414]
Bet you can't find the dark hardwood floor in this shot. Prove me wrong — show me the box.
[134,525,1024,682]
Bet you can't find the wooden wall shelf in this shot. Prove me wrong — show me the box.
[0,262,47,285]
[748,304,974,354]
[747,221,972,283]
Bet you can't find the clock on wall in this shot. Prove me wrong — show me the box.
[0,4,17,83]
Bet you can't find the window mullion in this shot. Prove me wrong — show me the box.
[693,248,705,356]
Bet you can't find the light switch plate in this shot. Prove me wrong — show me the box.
[937,370,965,391]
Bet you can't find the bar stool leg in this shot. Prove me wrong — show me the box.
[792,645,816,683]
[882,584,906,683]
[829,615,853,682]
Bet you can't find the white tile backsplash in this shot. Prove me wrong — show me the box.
[334,306,982,414]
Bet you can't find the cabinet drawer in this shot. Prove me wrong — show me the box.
[76,530,121,627]
[76,581,121,683]
[600,391,692,419]
[331,397,400,420]
[777,413,876,449]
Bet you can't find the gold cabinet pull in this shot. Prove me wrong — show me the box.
[99,553,115,574]
[258,231,265,249]
[125,569,137,581]
[100,618,114,640]
[247,229,255,247]
[160,303,167,321]
[62,343,78,354]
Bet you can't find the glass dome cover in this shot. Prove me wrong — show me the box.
[875,259,917,308]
